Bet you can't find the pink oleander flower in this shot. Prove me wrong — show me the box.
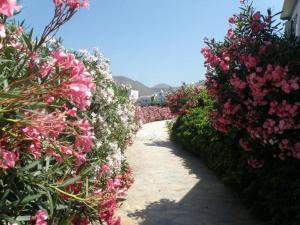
[46,96,55,104]
[230,75,247,90]
[101,164,110,174]
[220,61,229,71]
[74,152,86,166]
[228,14,237,24]
[53,0,89,9]
[227,28,234,39]
[0,0,21,17]
[66,107,77,117]
[223,100,241,115]
[33,210,48,225]
[27,110,67,139]
[51,51,95,110]
[0,143,19,169]
[108,217,121,225]
[60,145,73,155]
[75,118,94,153]
[39,61,54,78]
[293,143,300,159]
[247,158,264,168]
[72,216,90,225]
[98,197,120,225]
[239,138,251,151]
[244,55,258,69]
[22,126,42,159]
[16,26,24,35]
[252,11,261,21]
[53,0,64,6]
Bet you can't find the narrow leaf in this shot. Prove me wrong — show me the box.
[20,194,42,204]
[56,176,81,187]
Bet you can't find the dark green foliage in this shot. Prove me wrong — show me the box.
[170,90,300,225]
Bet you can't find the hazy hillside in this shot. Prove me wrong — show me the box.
[113,76,154,96]
[152,83,172,89]
[113,76,204,96]
[113,76,173,96]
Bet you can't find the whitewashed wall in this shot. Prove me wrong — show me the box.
[292,0,300,36]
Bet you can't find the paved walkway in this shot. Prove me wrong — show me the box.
[117,121,263,225]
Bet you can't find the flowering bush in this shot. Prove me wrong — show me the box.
[202,2,300,168]
[168,2,300,225]
[166,83,202,115]
[78,48,139,151]
[170,89,300,225]
[135,106,174,124]
[0,1,135,224]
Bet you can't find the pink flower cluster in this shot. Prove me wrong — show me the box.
[166,84,202,115]
[53,0,89,9]
[0,0,21,45]
[135,106,174,124]
[95,167,134,225]
[48,50,95,110]
[0,0,21,17]
[21,110,94,166]
[33,210,48,225]
[202,8,300,167]
[0,140,19,169]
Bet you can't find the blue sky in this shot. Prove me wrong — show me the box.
[17,0,282,87]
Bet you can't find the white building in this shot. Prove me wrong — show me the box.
[281,0,300,36]
[129,90,139,102]
[153,90,166,105]
[137,90,166,106]
[137,96,152,106]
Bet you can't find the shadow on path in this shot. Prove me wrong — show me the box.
[119,121,263,225]
[145,140,212,180]
[130,140,262,225]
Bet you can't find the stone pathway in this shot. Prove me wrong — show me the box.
[117,121,263,225]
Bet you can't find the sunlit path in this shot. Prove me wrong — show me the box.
[117,121,263,225]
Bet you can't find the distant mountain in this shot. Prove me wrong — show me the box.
[113,76,154,96]
[152,83,172,89]
[113,76,174,96]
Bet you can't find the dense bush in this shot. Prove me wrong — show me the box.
[166,83,202,115]
[170,90,300,225]
[0,1,135,224]
[170,3,300,224]
[202,2,300,167]
[135,106,174,124]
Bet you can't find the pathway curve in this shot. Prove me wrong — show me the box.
[117,121,263,225]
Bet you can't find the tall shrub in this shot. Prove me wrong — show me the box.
[0,1,135,224]
[202,2,300,168]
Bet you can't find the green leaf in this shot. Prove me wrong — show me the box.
[80,165,94,176]
[19,161,40,171]
[0,188,10,201]
[20,193,42,204]
[0,117,20,123]
[0,59,13,63]
[22,33,33,51]
[56,176,81,187]
[0,92,21,99]
[16,216,31,221]
[45,156,50,171]
[46,191,54,217]
[56,204,68,210]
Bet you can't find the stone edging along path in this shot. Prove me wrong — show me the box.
[117,120,264,225]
